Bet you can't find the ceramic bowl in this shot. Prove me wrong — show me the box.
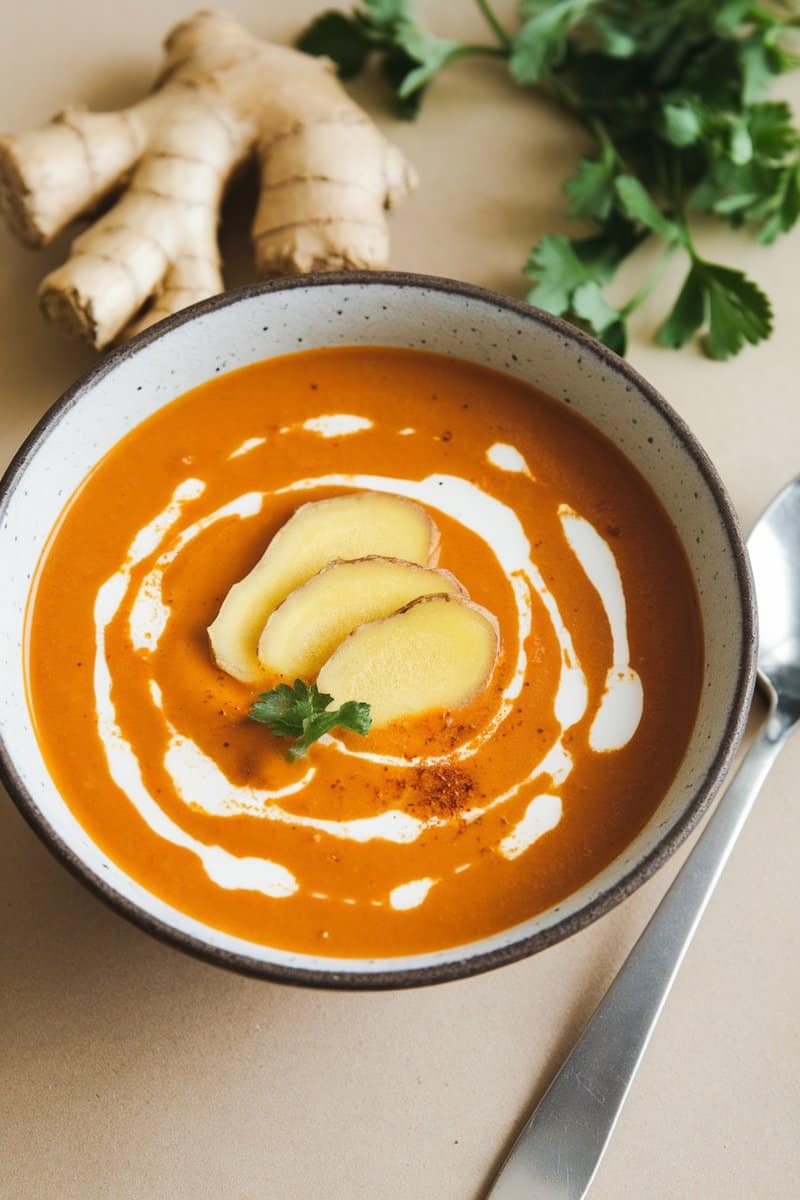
[0,272,756,988]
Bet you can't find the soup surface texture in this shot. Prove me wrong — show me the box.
[26,347,703,958]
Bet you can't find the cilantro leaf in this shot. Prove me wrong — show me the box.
[702,261,773,359]
[712,1,754,39]
[249,680,371,761]
[368,1,462,107]
[588,14,637,59]
[510,0,589,85]
[660,100,704,148]
[524,227,634,353]
[759,163,800,243]
[525,228,631,308]
[740,32,778,105]
[305,0,483,116]
[392,26,460,98]
[565,130,619,221]
[614,175,681,241]
[295,11,371,79]
[295,0,456,116]
[380,48,430,117]
[657,264,707,350]
[658,258,772,359]
[525,233,592,313]
[747,102,799,161]
[572,281,627,354]
[249,681,306,737]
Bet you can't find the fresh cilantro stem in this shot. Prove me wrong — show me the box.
[447,43,509,62]
[666,146,688,228]
[474,0,513,50]
[619,243,679,320]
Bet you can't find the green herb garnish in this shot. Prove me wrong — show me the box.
[297,0,800,359]
[249,679,372,760]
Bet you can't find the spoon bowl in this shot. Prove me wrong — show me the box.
[748,477,800,722]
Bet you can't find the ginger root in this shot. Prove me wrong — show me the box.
[0,11,417,348]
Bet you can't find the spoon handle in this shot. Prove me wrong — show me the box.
[487,713,789,1200]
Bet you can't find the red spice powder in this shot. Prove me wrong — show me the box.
[408,764,477,818]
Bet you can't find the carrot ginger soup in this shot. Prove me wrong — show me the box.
[25,348,703,957]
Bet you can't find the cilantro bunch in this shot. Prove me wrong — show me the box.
[298,0,800,359]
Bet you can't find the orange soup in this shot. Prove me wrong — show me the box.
[25,348,703,957]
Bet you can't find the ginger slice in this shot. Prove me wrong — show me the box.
[258,556,466,680]
[209,493,440,683]
[0,12,416,348]
[316,593,500,729]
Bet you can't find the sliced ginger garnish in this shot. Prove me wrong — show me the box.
[258,555,465,679]
[316,593,500,729]
[208,492,440,683]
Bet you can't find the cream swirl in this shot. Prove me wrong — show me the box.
[92,429,643,911]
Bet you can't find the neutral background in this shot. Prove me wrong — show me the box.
[2,3,799,1197]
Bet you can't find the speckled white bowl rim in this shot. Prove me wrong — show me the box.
[0,272,757,989]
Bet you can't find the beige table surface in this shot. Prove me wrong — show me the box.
[2,3,799,1198]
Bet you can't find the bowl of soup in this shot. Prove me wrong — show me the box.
[0,272,756,988]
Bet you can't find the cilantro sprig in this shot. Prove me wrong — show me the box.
[298,0,800,359]
[297,1,508,117]
[249,679,371,761]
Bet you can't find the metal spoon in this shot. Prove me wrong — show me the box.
[487,474,800,1200]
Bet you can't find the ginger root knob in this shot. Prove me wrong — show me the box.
[0,11,417,348]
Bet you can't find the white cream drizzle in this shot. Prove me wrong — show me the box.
[128,478,205,559]
[389,877,437,911]
[90,449,645,908]
[302,414,373,437]
[229,436,267,459]
[129,493,263,653]
[559,506,643,752]
[464,739,572,820]
[486,442,535,478]
[499,794,562,860]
